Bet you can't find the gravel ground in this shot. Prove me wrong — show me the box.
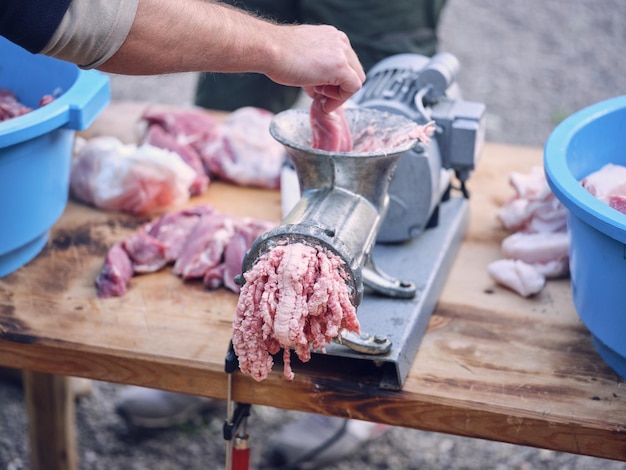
[3,1,626,469]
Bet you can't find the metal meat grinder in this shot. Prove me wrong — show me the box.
[242,52,486,390]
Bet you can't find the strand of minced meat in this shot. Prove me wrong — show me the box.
[232,242,359,381]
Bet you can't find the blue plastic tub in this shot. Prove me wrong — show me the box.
[0,37,110,277]
[544,95,626,378]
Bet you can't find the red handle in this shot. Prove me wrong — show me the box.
[232,447,250,470]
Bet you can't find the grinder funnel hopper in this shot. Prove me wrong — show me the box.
[241,108,421,308]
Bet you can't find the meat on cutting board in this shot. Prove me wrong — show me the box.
[95,204,276,298]
[96,243,134,298]
[489,165,570,297]
[142,124,210,196]
[123,205,216,273]
[173,211,237,280]
[141,107,222,196]
[221,218,276,293]
[70,136,196,215]
[143,106,285,189]
[487,259,546,298]
[200,106,285,188]
[233,243,359,382]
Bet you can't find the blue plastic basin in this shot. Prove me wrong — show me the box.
[0,37,110,277]
[544,95,626,378]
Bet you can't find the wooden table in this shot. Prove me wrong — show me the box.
[1,103,625,469]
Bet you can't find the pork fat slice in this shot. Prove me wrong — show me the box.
[70,136,196,215]
[496,166,567,232]
[489,165,570,297]
[581,163,626,215]
[233,243,359,382]
[487,259,545,298]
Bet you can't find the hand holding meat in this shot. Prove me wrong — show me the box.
[3,1,365,108]
[266,24,366,113]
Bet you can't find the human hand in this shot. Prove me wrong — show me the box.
[264,24,365,112]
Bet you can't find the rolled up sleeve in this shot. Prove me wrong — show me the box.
[40,0,140,69]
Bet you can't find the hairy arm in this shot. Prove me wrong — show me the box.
[101,0,364,110]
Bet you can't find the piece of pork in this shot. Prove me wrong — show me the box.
[487,259,546,298]
[581,163,626,215]
[500,231,570,267]
[70,136,196,215]
[497,166,568,233]
[122,231,168,273]
[141,107,222,152]
[95,204,273,297]
[0,89,33,121]
[232,243,359,382]
[220,218,276,293]
[173,212,237,280]
[352,120,436,153]
[121,206,214,273]
[142,124,209,196]
[200,107,285,188]
[310,98,353,152]
[489,166,571,297]
[96,242,134,298]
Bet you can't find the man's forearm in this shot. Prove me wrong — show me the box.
[100,0,278,75]
[101,0,365,109]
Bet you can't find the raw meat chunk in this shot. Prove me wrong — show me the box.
[221,218,276,293]
[95,204,275,297]
[140,106,285,190]
[173,212,236,280]
[233,243,359,382]
[581,163,626,215]
[0,88,54,122]
[141,107,221,149]
[500,231,570,265]
[70,136,196,215]
[200,107,285,188]
[96,243,134,298]
[143,124,209,196]
[352,120,436,152]
[122,231,168,273]
[144,205,215,261]
[487,259,545,298]
[489,166,571,297]
[310,98,353,152]
[141,107,221,195]
[0,89,32,121]
[496,166,567,233]
[309,97,435,154]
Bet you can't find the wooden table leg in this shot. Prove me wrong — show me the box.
[22,371,78,470]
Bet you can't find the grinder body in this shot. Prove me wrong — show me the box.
[242,108,420,308]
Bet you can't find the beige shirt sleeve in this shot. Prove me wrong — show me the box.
[40,0,140,69]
